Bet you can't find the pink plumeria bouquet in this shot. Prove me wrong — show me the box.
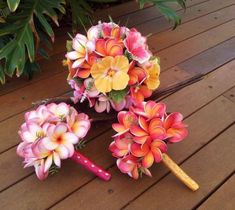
[17,103,111,181]
[64,21,160,113]
[109,100,199,191]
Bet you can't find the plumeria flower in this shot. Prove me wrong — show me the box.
[94,94,111,113]
[109,133,133,157]
[69,79,85,104]
[66,34,94,68]
[124,29,151,64]
[130,117,166,144]
[117,155,139,179]
[130,140,167,168]
[67,111,91,139]
[130,101,166,120]
[164,112,188,143]
[24,105,55,125]
[130,85,152,103]
[42,123,78,160]
[47,103,70,119]
[34,159,49,181]
[91,56,130,93]
[95,38,124,57]
[112,111,137,137]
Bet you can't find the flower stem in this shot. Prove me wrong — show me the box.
[71,151,111,181]
[162,153,199,191]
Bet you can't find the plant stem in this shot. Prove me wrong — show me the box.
[162,153,199,191]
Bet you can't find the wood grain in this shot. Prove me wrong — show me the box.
[197,174,235,210]
[125,124,235,210]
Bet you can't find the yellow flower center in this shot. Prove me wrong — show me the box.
[107,69,115,77]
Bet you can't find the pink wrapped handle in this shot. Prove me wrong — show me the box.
[71,150,111,181]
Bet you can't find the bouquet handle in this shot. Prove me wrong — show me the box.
[71,151,111,181]
[162,153,199,191]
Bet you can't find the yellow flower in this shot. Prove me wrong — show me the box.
[91,56,129,93]
[144,59,160,90]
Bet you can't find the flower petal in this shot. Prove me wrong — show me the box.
[142,151,154,168]
[130,125,148,137]
[130,143,149,157]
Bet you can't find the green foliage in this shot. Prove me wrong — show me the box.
[0,0,65,83]
[109,88,128,103]
[0,0,186,84]
[138,0,186,29]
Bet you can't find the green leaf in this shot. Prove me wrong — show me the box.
[0,0,65,82]
[109,89,128,103]
[7,0,20,12]
[138,0,186,29]
[0,63,5,84]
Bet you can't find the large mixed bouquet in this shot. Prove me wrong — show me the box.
[64,21,160,113]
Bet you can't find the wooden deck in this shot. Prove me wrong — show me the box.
[0,0,235,209]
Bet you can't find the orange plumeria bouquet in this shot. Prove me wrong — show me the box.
[109,100,199,191]
[64,21,160,113]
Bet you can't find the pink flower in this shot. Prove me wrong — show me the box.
[34,159,49,181]
[42,123,78,160]
[17,103,91,180]
[164,112,188,143]
[94,95,111,113]
[109,133,133,157]
[117,155,139,179]
[112,111,137,136]
[124,30,151,64]
[130,101,166,120]
[67,111,91,139]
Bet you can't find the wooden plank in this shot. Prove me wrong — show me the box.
[178,37,235,75]
[156,19,235,70]
[0,120,112,192]
[197,174,235,210]
[117,0,207,27]
[1,61,235,209]
[223,86,235,103]
[124,124,235,210]
[148,5,235,51]
[136,0,235,36]
[0,73,70,122]
[0,52,65,96]
[49,96,235,210]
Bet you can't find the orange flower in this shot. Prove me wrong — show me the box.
[91,56,129,93]
[130,85,152,103]
[128,66,146,86]
[95,38,124,57]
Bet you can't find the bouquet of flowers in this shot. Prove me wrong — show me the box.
[17,102,111,181]
[109,100,199,191]
[64,21,160,113]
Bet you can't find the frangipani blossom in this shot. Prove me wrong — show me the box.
[109,101,188,180]
[95,38,123,57]
[66,21,161,113]
[130,100,166,120]
[66,34,95,68]
[91,56,130,93]
[17,103,91,180]
[164,112,188,143]
[124,30,151,64]
[130,85,152,103]
[112,111,137,136]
